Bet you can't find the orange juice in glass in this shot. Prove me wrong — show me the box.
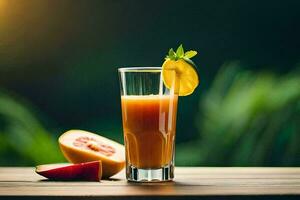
[118,67,178,182]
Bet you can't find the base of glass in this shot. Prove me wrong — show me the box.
[126,164,174,182]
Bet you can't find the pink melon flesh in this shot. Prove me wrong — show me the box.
[35,160,102,181]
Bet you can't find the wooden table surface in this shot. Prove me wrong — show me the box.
[0,167,299,199]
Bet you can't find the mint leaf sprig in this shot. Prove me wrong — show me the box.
[165,44,197,61]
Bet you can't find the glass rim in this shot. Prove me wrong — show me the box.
[118,67,161,73]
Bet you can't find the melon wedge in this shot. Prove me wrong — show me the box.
[59,130,125,178]
[35,161,102,181]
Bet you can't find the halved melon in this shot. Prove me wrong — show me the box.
[59,130,125,178]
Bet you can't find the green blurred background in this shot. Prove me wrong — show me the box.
[0,0,299,166]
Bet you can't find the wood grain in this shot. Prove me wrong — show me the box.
[0,167,299,199]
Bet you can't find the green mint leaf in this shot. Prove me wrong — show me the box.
[168,48,176,60]
[184,50,197,59]
[176,44,184,58]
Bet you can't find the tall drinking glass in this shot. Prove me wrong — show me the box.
[118,67,178,182]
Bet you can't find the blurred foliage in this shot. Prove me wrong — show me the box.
[0,91,64,165]
[0,63,299,166]
[177,62,300,166]
[0,0,299,167]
